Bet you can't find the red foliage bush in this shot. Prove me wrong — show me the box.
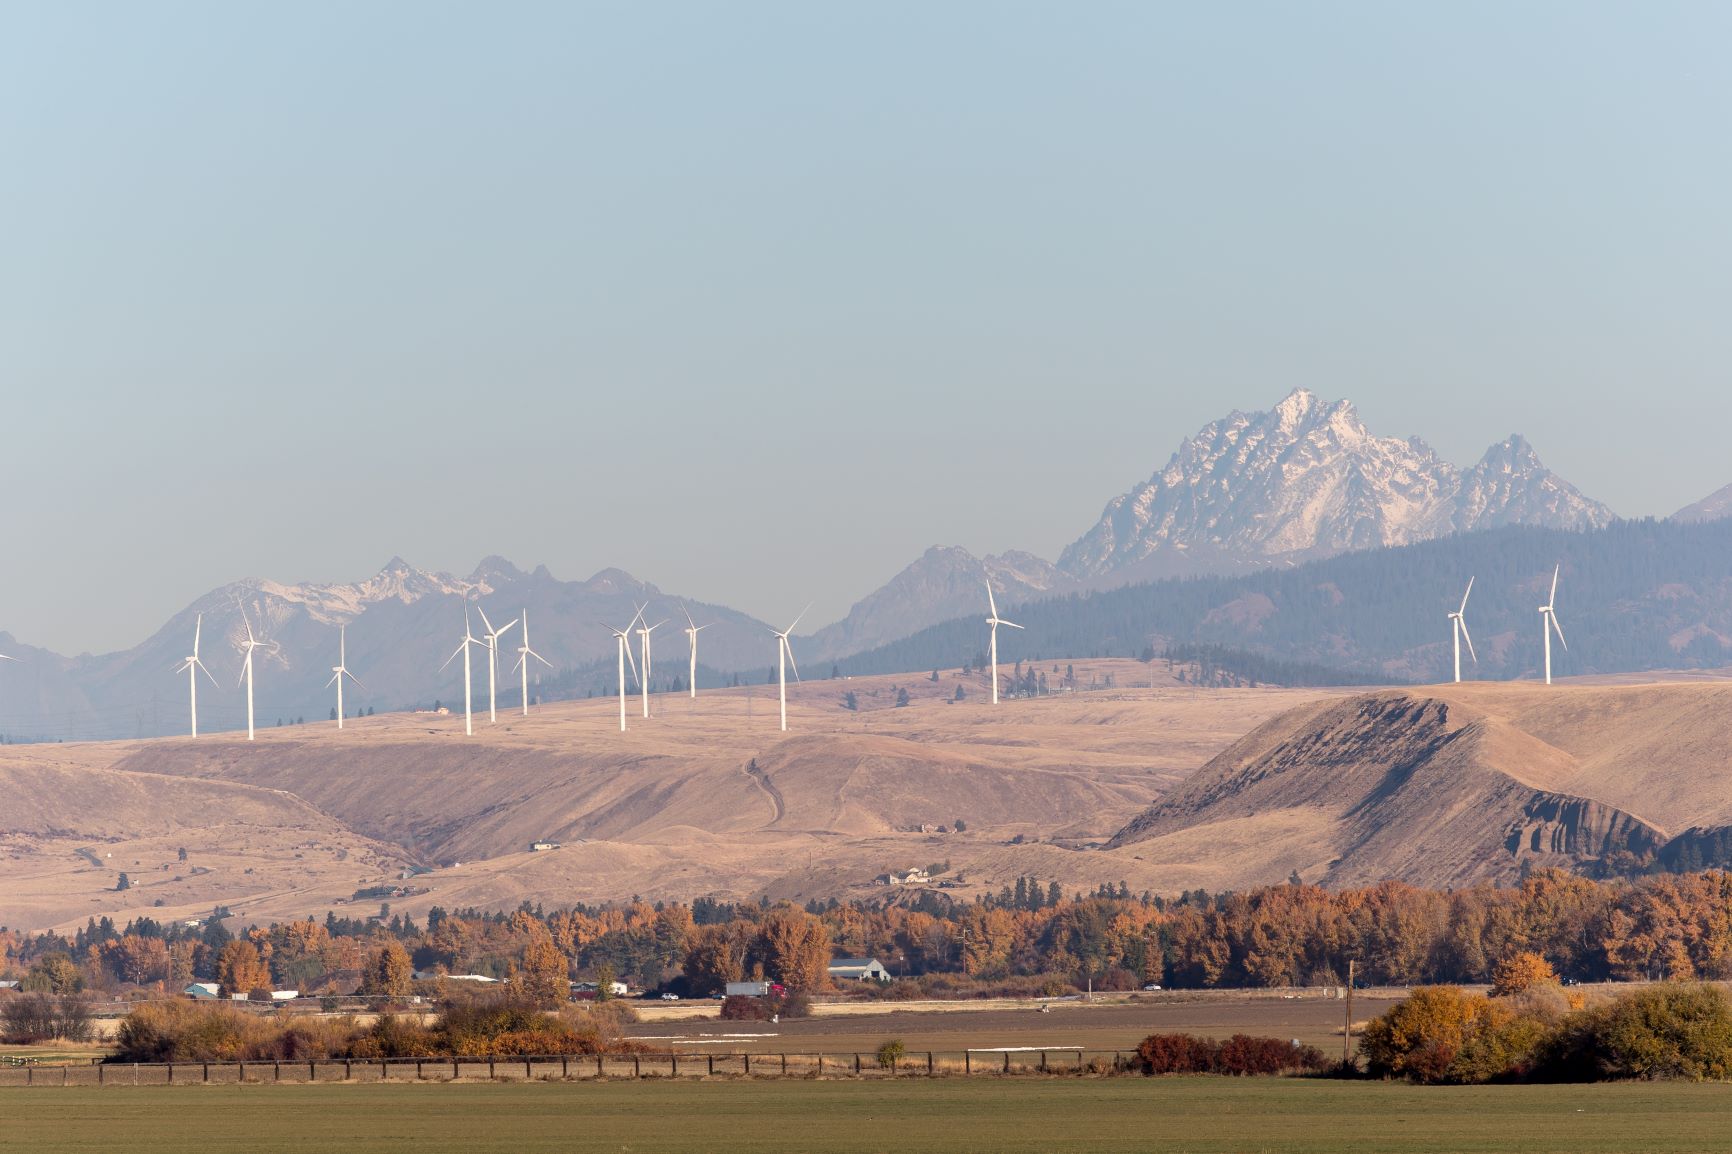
[1135,1032,1327,1076]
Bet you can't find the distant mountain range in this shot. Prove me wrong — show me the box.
[1,390,1725,740]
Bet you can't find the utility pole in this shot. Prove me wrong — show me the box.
[1343,959,1355,1068]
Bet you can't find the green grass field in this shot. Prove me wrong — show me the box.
[5,1079,1732,1154]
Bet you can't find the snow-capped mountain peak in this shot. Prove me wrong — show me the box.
[1058,390,1614,580]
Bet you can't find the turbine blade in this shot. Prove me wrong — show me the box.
[1551,613,1568,651]
[1459,576,1474,616]
[1460,619,1477,664]
[477,606,495,635]
[196,659,219,688]
[343,670,366,691]
[624,636,640,683]
[498,618,518,637]
[236,657,249,690]
[1001,619,1024,630]
[680,603,696,630]
[785,602,813,634]
[1549,564,1559,608]
[439,642,466,672]
[325,671,340,688]
[985,581,998,618]
[785,637,801,683]
[193,614,202,657]
[529,648,552,669]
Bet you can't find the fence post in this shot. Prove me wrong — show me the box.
[525,1057,532,1080]
[854,1053,861,1074]
[597,1055,603,1077]
[274,1061,280,1082]
[381,1059,388,1081]
[927,1052,933,1075]
[964,1051,971,1075]
[416,1060,423,1079]
[562,1056,569,1078]
[202,1062,209,1083]
[670,1055,677,1077]
[452,1058,459,1080]
[781,1053,787,1075]
[345,1059,352,1080]
[633,1055,640,1078]
[238,1061,245,1083]
[310,1061,316,1081]
[134,1063,139,1086]
[98,1064,104,1086]
[487,1057,495,1080]
[1003,1051,1010,1074]
[707,1055,714,1076]
[25,1066,30,1087]
[817,1054,823,1074]
[1039,1051,1046,1073]
[743,1053,750,1076]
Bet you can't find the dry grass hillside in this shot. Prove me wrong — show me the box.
[1108,680,1732,889]
[2,661,1327,931]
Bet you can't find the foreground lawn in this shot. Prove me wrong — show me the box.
[6,1078,1732,1154]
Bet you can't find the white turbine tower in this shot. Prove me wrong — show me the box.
[174,613,217,738]
[985,581,1023,705]
[1540,564,1568,685]
[605,609,644,732]
[771,605,810,733]
[476,606,518,724]
[236,611,264,741]
[327,626,364,728]
[680,605,711,699]
[636,614,667,718]
[512,610,551,716]
[1448,577,1477,684]
[439,608,487,736]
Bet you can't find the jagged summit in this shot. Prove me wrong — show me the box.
[1058,390,1614,580]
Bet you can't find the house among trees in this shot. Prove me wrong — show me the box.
[882,867,931,887]
[184,982,221,1000]
[827,957,889,982]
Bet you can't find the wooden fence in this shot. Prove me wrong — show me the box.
[0,1049,1139,1086]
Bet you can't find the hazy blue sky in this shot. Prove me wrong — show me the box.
[6,2,1731,653]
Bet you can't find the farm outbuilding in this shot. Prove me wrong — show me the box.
[828,957,890,982]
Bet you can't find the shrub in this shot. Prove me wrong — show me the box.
[1136,1032,1217,1074]
[1491,952,1559,997]
[1537,983,1732,1082]
[1,992,56,1043]
[1134,1032,1322,1076]
[1360,986,1547,1084]
[876,1039,906,1068]
[1215,1034,1328,1076]
[720,996,771,1022]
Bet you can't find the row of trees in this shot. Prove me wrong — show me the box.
[15,869,1732,1001]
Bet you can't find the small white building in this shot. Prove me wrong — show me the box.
[888,867,931,886]
[828,957,890,982]
[184,982,221,1000]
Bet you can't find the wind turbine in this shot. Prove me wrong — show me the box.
[476,606,518,724]
[605,608,644,732]
[636,613,667,718]
[1448,577,1477,684]
[680,604,711,699]
[985,582,1023,705]
[439,607,487,736]
[511,610,551,716]
[327,625,364,729]
[1540,564,1568,686]
[771,604,810,733]
[236,610,264,741]
[174,613,217,738]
